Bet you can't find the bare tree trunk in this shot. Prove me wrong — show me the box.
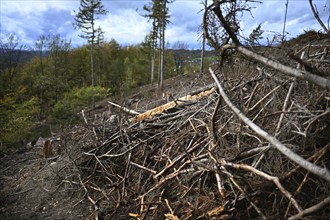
[200,0,208,74]
[281,0,289,42]
[91,43,95,87]
[160,24,165,91]
[151,43,156,85]
[160,2,166,92]
[91,17,95,108]
[200,30,206,74]
[158,43,161,87]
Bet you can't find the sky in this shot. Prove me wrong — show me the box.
[0,0,329,49]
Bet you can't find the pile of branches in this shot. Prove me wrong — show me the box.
[65,60,329,220]
[58,1,330,219]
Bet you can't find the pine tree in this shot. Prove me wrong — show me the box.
[74,0,108,88]
[143,0,173,91]
[74,0,108,108]
[143,1,160,85]
[249,24,264,46]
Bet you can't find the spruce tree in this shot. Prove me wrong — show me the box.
[74,0,108,88]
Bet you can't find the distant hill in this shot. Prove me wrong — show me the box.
[0,49,49,66]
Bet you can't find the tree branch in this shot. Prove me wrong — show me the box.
[236,45,330,91]
[209,0,330,91]
[209,67,330,182]
[288,197,330,220]
[309,0,329,33]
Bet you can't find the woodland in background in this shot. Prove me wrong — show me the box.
[0,34,212,150]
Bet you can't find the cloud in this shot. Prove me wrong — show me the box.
[240,1,329,41]
[1,0,78,46]
[1,0,329,49]
[96,9,150,45]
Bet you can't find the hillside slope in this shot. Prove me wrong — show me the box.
[1,31,330,220]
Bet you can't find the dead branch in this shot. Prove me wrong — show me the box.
[309,0,329,33]
[81,109,89,126]
[236,46,330,91]
[107,101,140,115]
[208,1,330,91]
[222,160,302,212]
[209,67,330,182]
[288,197,330,220]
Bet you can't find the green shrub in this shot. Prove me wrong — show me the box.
[0,96,40,150]
[52,86,110,121]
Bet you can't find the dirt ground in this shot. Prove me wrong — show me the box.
[0,138,89,219]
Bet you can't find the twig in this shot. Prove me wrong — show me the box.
[122,151,132,198]
[304,109,330,136]
[130,161,157,174]
[214,165,225,199]
[245,82,259,108]
[78,174,99,220]
[282,143,330,179]
[275,80,295,135]
[248,84,281,112]
[284,171,310,218]
[209,95,222,151]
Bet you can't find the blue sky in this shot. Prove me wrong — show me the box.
[0,0,329,49]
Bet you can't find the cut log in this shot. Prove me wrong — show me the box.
[131,85,216,122]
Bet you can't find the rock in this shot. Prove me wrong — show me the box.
[35,137,48,147]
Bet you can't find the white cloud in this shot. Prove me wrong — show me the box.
[97,9,150,45]
[1,0,329,49]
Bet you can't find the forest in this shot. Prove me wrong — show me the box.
[0,32,212,150]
